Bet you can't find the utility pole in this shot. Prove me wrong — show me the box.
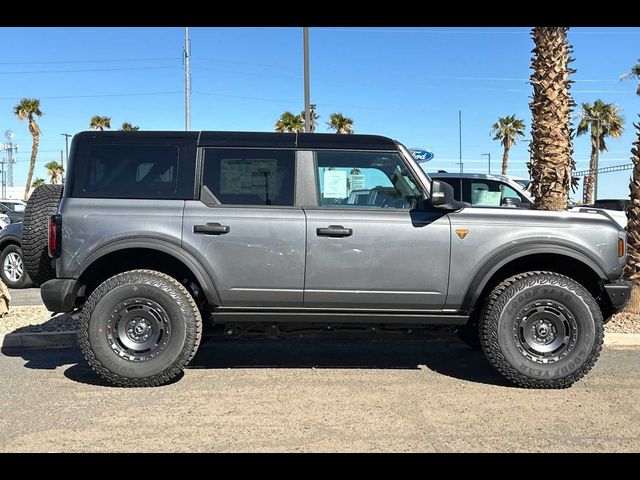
[0,158,5,199]
[184,27,191,131]
[2,130,17,188]
[303,27,311,133]
[482,153,491,174]
[61,133,72,171]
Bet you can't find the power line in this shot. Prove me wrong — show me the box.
[0,66,179,75]
[191,65,301,79]
[197,56,296,70]
[0,91,182,100]
[0,57,180,65]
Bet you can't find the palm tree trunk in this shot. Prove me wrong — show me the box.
[624,120,640,313]
[585,133,598,204]
[528,27,576,211]
[501,145,510,175]
[23,130,39,200]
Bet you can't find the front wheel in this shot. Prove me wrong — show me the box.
[79,269,203,387]
[479,271,603,389]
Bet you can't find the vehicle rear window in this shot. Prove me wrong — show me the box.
[202,149,295,206]
[72,144,180,199]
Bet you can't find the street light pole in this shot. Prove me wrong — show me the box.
[61,133,72,175]
[184,27,191,131]
[482,153,491,174]
[303,27,311,133]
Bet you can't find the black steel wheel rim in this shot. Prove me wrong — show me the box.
[513,300,578,364]
[106,298,171,362]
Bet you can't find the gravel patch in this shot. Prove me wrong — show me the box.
[0,306,79,335]
[606,312,640,334]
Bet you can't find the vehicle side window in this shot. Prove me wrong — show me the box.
[202,149,295,206]
[75,144,180,199]
[314,150,420,209]
[465,179,526,207]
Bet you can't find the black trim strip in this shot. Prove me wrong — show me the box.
[213,310,468,325]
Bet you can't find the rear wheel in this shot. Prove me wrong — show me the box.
[0,244,32,289]
[79,269,203,387]
[479,271,603,389]
[22,184,63,286]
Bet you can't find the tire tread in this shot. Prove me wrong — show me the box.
[479,270,604,389]
[78,269,203,387]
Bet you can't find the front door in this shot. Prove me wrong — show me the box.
[182,147,306,307]
[303,149,451,310]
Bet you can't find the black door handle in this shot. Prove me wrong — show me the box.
[316,225,353,237]
[193,223,230,235]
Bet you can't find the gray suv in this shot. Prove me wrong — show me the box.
[31,131,631,388]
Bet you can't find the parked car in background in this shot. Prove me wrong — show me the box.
[0,199,26,224]
[0,213,10,230]
[0,222,31,288]
[429,172,533,208]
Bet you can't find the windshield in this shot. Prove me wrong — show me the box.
[1,202,25,212]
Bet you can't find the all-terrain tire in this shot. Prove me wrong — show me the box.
[79,269,203,387]
[22,184,63,286]
[479,271,604,389]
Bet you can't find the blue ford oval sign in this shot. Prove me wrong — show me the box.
[409,149,434,162]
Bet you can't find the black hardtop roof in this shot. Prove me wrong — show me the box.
[74,130,398,151]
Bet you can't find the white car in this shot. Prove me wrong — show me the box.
[0,213,10,230]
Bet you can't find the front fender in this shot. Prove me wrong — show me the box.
[455,241,609,312]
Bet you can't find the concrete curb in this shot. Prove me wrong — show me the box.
[604,333,640,347]
[1,330,640,349]
[1,330,78,348]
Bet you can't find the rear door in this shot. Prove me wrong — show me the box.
[302,149,451,310]
[182,148,306,307]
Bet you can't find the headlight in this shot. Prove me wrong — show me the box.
[0,214,9,224]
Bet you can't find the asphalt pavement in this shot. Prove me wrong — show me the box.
[1,333,639,452]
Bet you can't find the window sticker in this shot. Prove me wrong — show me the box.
[472,189,502,206]
[323,169,348,198]
[220,158,278,196]
[349,174,366,191]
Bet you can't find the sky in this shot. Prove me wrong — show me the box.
[0,26,638,201]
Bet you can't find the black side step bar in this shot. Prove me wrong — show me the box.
[213,309,468,325]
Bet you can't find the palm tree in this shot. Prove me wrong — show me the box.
[326,113,354,134]
[31,177,45,188]
[625,118,640,312]
[120,122,139,131]
[14,98,43,201]
[491,115,526,175]
[620,59,640,95]
[299,107,320,132]
[528,27,576,211]
[275,112,304,133]
[577,100,624,204]
[90,115,111,131]
[44,160,64,185]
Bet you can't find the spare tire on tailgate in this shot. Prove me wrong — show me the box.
[22,184,63,286]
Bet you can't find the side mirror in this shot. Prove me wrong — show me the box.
[430,179,456,208]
